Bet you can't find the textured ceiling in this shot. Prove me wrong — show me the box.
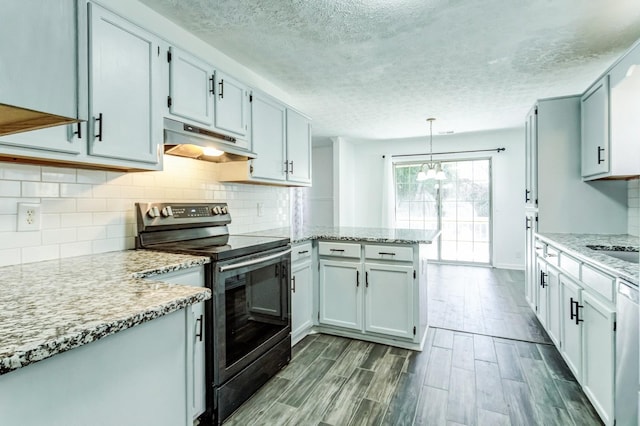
[140,0,640,139]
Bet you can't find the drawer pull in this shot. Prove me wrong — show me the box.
[356,270,360,287]
[378,252,396,256]
[330,249,345,252]
[545,253,557,258]
[297,250,309,255]
[195,315,203,342]
[366,271,369,288]
[292,276,296,293]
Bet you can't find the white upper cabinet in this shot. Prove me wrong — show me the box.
[582,41,640,180]
[87,2,161,166]
[0,124,82,156]
[524,106,537,207]
[0,0,77,119]
[168,47,214,127]
[286,108,312,184]
[249,91,287,181]
[214,70,250,137]
[581,76,610,178]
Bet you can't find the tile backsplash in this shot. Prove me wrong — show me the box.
[630,178,639,236]
[0,156,290,266]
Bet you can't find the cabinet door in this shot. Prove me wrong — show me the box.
[286,109,312,184]
[88,3,160,165]
[559,275,583,381]
[291,259,313,342]
[546,264,561,346]
[581,76,610,177]
[524,107,537,206]
[581,292,615,425]
[0,0,77,118]
[168,47,214,127]
[364,263,414,339]
[524,215,537,310]
[319,259,362,330]
[250,93,286,181]
[214,70,249,137]
[0,123,82,155]
[535,257,548,328]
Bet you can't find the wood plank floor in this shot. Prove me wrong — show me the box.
[224,265,602,425]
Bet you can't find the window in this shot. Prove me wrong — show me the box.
[394,159,491,264]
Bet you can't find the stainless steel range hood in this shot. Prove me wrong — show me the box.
[0,103,80,136]
[164,118,256,163]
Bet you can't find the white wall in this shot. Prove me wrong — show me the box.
[307,142,334,226]
[0,156,289,267]
[325,127,525,269]
[630,178,640,236]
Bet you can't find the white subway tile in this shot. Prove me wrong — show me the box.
[60,183,93,198]
[106,198,134,212]
[0,180,21,197]
[0,231,41,249]
[0,163,40,181]
[21,244,60,264]
[22,181,59,197]
[77,198,107,213]
[131,173,155,187]
[77,169,107,184]
[630,197,640,208]
[93,211,125,226]
[41,198,76,213]
[92,237,129,254]
[0,248,21,267]
[41,213,61,229]
[42,167,77,183]
[0,215,17,232]
[60,241,93,258]
[76,226,107,241]
[60,212,93,227]
[42,228,77,245]
[106,171,133,185]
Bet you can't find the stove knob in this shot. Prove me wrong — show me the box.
[212,206,222,215]
[147,207,160,218]
[221,206,228,214]
[161,206,173,217]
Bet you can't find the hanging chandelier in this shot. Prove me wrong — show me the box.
[416,117,446,181]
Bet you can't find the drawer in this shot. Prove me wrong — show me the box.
[291,242,312,263]
[559,253,580,279]
[534,241,546,257]
[545,246,559,266]
[582,264,615,302]
[364,244,413,262]
[318,241,361,259]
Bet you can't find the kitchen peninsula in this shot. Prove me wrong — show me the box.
[245,226,440,349]
[0,251,211,426]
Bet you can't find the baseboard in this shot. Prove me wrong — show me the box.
[493,262,525,271]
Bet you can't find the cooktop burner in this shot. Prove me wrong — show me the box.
[146,235,289,260]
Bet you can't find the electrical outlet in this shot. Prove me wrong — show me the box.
[17,203,42,231]
[257,202,264,217]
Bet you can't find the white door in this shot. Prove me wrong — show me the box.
[291,259,313,341]
[168,47,214,127]
[581,76,610,177]
[319,259,362,330]
[214,70,249,136]
[581,292,615,425]
[560,275,583,381]
[535,257,548,328]
[88,3,160,164]
[364,263,414,339]
[546,264,561,346]
[286,109,312,184]
[250,93,286,181]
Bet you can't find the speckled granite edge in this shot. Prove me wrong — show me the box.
[536,233,639,285]
[0,290,209,375]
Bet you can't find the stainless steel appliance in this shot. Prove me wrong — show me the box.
[135,202,291,426]
[615,279,639,426]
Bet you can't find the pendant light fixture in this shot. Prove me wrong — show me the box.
[416,117,446,181]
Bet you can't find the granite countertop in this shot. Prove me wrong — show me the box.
[0,250,211,376]
[536,233,639,285]
[241,226,441,244]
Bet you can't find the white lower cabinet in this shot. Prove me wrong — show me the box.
[546,264,561,346]
[364,262,414,339]
[581,291,616,426]
[291,242,314,345]
[535,256,549,329]
[559,274,583,381]
[319,259,362,330]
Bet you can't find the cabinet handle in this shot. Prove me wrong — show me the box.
[209,75,214,95]
[525,189,531,203]
[365,271,369,288]
[218,79,224,98]
[597,146,605,164]
[289,161,294,174]
[330,249,344,252]
[575,302,584,325]
[526,217,531,230]
[284,161,289,174]
[540,270,547,288]
[291,275,296,293]
[378,252,396,256]
[356,270,360,287]
[297,250,309,255]
[546,253,557,257]
[94,113,103,141]
[195,314,203,342]
[73,122,82,139]
[569,297,576,320]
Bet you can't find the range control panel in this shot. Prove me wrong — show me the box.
[136,202,231,232]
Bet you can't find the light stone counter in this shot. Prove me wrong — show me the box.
[241,226,440,245]
[0,250,211,375]
[536,233,639,285]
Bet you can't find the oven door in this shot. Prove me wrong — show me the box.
[212,246,291,385]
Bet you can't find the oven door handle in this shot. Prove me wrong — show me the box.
[218,248,292,272]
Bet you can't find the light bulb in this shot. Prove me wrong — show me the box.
[203,147,224,157]
[416,170,428,181]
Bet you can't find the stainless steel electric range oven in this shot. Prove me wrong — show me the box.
[135,202,291,425]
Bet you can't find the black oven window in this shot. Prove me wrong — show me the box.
[225,262,287,366]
